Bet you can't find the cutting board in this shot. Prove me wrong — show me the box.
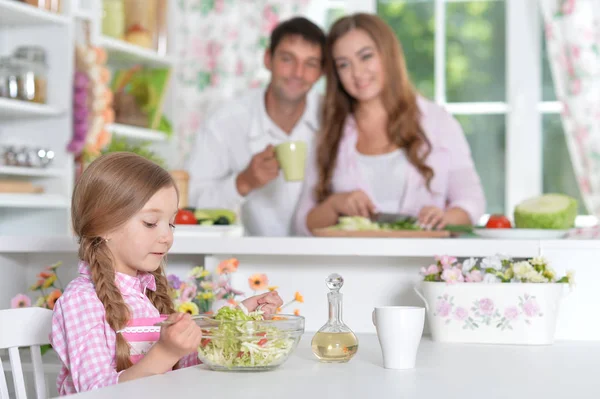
[0,181,44,193]
[312,228,451,238]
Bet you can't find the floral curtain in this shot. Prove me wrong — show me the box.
[172,0,312,167]
[539,0,600,217]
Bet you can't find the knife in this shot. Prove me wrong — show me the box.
[371,212,417,224]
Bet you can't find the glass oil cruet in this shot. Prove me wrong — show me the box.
[311,273,358,362]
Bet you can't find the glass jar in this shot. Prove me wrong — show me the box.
[102,0,125,40]
[23,0,61,13]
[13,46,47,104]
[0,57,19,100]
[124,0,159,50]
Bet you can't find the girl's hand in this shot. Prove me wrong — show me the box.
[241,291,283,319]
[157,313,203,358]
[418,206,447,230]
[331,190,376,218]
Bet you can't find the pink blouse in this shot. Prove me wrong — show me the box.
[50,262,198,395]
[294,96,486,235]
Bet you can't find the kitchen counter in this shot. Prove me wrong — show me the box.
[57,334,600,399]
[0,234,598,256]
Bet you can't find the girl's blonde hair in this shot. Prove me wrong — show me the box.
[71,152,177,372]
[316,13,434,202]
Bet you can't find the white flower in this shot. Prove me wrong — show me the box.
[483,274,501,283]
[462,257,478,274]
[566,270,576,290]
[524,270,548,283]
[497,253,511,261]
[481,256,503,271]
[512,261,534,279]
[530,256,548,267]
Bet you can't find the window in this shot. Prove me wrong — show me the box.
[322,0,591,222]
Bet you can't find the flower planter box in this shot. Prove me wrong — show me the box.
[415,281,565,345]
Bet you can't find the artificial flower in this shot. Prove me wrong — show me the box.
[465,269,483,283]
[267,286,279,292]
[177,301,200,315]
[512,261,534,280]
[167,274,182,289]
[435,255,457,269]
[294,292,304,303]
[481,256,503,271]
[293,309,300,316]
[42,275,57,289]
[248,273,268,291]
[217,258,239,274]
[11,294,31,308]
[461,258,478,273]
[441,267,464,284]
[46,290,62,310]
[34,296,46,307]
[181,285,197,302]
[420,264,440,276]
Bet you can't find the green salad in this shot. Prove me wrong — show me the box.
[331,216,474,234]
[197,307,295,369]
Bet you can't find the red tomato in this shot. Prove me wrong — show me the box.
[486,215,512,229]
[174,209,196,225]
[257,338,268,346]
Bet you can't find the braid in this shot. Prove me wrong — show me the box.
[80,237,133,372]
[147,263,182,369]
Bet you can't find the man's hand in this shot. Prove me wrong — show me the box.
[236,145,280,196]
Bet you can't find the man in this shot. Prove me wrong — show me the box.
[187,17,325,236]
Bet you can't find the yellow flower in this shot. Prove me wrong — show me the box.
[200,281,214,290]
[294,292,304,303]
[190,266,205,279]
[42,275,57,289]
[200,292,214,301]
[30,279,44,291]
[177,301,199,315]
[267,286,279,292]
[34,296,46,307]
[46,261,62,271]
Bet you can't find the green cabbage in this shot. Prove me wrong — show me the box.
[513,194,578,229]
[197,307,295,369]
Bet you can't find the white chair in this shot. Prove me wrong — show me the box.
[0,308,53,399]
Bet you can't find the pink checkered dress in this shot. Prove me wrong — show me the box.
[50,262,199,396]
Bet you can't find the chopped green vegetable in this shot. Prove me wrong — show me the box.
[197,307,295,369]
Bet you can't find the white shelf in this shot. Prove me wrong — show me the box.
[0,98,62,119]
[99,36,174,68]
[0,0,69,26]
[0,166,63,177]
[107,123,168,142]
[0,193,69,208]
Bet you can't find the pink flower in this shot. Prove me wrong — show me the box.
[570,79,581,95]
[420,264,439,276]
[181,285,197,302]
[435,255,457,269]
[504,306,519,321]
[436,300,451,317]
[214,0,224,12]
[523,299,540,317]
[465,269,483,283]
[441,267,464,284]
[11,294,31,308]
[453,307,469,321]
[561,0,575,15]
[478,298,495,315]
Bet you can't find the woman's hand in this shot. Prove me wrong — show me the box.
[331,190,376,218]
[418,206,447,230]
[241,291,283,319]
[157,313,203,358]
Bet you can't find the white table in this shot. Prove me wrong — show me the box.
[58,334,600,399]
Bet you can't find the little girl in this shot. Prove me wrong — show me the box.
[50,152,282,395]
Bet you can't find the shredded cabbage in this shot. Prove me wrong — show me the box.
[197,307,295,369]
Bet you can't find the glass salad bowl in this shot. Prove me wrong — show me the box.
[196,312,305,371]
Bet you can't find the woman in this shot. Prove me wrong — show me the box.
[294,13,485,235]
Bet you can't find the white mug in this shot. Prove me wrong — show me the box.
[372,306,425,369]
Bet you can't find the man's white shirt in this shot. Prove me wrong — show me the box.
[187,86,321,236]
